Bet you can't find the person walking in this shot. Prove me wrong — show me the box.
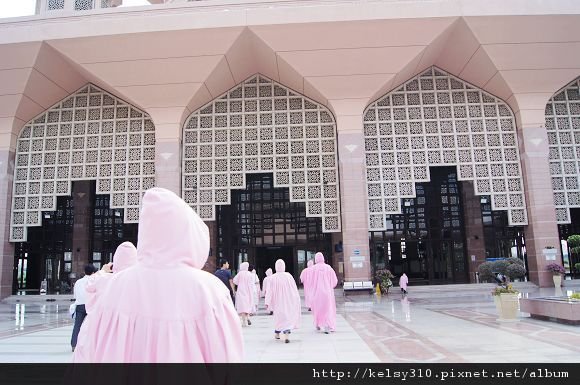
[262,268,273,315]
[248,265,260,314]
[309,252,338,334]
[299,259,314,311]
[74,187,243,362]
[233,262,255,326]
[73,242,137,362]
[70,264,97,352]
[399,272,409,295]
[215,259,236,303]
[268,259,301,343]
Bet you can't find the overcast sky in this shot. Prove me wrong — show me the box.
[0,0,151,18]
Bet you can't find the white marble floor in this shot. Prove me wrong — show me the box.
[0,282,579,363]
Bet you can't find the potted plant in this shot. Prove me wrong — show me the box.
[375,269,394,295]
[546,263,565,287]
[491,284,520,322]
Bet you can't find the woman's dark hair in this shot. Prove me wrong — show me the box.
[248,264,255,272]
[219,259,229,268]
[84,264,97,275]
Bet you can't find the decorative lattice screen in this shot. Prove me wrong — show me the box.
[182,75,341,232]
[364,67,528,231]
[10,84,155,242]
[546,77,580,223]
[48,0,65,10]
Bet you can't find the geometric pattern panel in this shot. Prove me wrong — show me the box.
[11,84,156,242]
[182,74,341,232]
[363,67,528,231]
[545,76,580,223]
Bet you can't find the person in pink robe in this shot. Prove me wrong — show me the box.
[268,259,301,343]
[73,242,137,363]
[74,187,244,362]
[399,273,409,295]
[299,259,314,311]
[309,252,338,334]
[262,268,273,315]
[233,262,255,326]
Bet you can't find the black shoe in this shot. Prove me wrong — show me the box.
[269,311,273,315]
[285,339,290,344]
[308,308,311,311]
[247,319,252,326]
[324,331,329,334]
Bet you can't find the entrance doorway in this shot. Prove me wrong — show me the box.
[370,167,468,285]
[255,246,293,278]
[13,181,138,295]
[217,173,332,282]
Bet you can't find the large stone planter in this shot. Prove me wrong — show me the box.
[494,293,520,322]
[553,274,562,287]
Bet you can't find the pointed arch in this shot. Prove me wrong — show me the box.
[182,74,341,232]
[363,66,528,231]
[11,84,156,242]
[545,76,580,223]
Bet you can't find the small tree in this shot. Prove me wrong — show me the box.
[506,264,526,281]
[478,262,494,282]
[491,260,509,275]
[568,235,580,276]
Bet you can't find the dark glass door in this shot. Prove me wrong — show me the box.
[217,173,331,281]
[369,166,468,285]
[13,195,74,294]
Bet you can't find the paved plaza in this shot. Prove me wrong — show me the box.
[0,283,579,363]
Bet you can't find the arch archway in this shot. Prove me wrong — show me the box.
[545,77,580,224]
[10,84,156,242]
[182,74,341,233]
[363,67,528,231]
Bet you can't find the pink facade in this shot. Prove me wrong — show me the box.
[1,0,580,296]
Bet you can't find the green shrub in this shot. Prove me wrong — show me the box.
[506,257,525,266]
[567,234,580,248]
[506,264,526,280]
[478,262,494,282]
[574,263,580,272]
[491,259,509,275]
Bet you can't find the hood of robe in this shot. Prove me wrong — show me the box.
[275,259,286,273]
[112,242,137,273]
[315,252,325,264]
[307,260,314,268]
[137,188,209,269]
[239,262,249,272]
[266,268,273,276]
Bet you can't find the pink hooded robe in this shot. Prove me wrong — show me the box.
[75,187,243,362]
[268,259,301,332]
[299,259,314,308]
[73,242,137,362]
[309,252,338,331]
[233,262,254,314]
[399,273,409,291]
[262,268,273,310]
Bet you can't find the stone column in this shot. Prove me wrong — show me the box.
[71,181,93,277]
[331,232,344,283]
[149,108,185,195]
[203,221,218,273]
[333,104,371,282]
[0,149,16,298]
[515,102,562,287]
[461,181,486,283]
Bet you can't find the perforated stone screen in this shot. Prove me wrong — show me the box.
[182,75,341,232]
[546,77,580,223]
[364,67,528,231]
[10,84,156,242]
